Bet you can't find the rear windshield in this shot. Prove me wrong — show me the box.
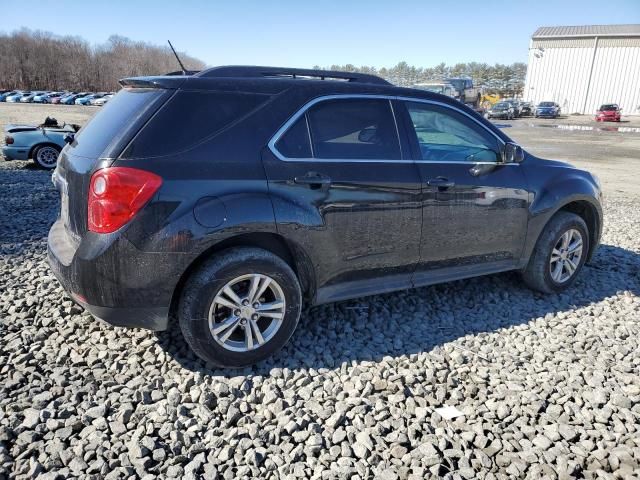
[69,88,165,159]
[121,90,270,158]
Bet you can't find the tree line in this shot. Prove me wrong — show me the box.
[316,62,527,95]
[0,29,205,92]
[0,29,526,96]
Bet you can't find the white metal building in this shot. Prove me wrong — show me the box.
[524,24,640,115]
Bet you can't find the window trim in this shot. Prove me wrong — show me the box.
[268,94,513,165]
[270,95,404,162]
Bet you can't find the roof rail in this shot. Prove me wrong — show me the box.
[165,70,201,76]
[196,66,391,85]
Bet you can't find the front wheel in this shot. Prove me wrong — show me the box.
[178,247,302,367]
[521,212,589,293]
[33,144,61,170]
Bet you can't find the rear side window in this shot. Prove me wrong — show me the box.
[306,99,401,160]
[69,88,164,159]
[275,116,311,158]
[122,91,269,158]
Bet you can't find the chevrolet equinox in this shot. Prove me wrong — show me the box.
[48,66,603,367]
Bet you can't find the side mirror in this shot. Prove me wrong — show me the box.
[358,127,378,143]
[502,142,525,163]
[63,133,74,144]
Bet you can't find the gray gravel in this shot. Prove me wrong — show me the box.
[1,158,639,480]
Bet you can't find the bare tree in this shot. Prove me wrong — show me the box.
[0,29,206,91]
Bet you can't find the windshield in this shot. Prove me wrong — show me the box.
[420,85,444,93]
[600,105,618,111]
[446,79,465,91]
[539,102,554,107]
[493,103,509,109]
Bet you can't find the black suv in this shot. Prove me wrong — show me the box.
[48,66,603,367]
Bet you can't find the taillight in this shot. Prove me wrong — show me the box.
[88,167,162,233]
[4,136,13,145]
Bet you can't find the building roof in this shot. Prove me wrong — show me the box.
[533,24,640,39]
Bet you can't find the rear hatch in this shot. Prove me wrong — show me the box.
[54,85,174,241]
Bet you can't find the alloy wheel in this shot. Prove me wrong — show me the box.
[208,274,286,352]
[549,229,583,283]
[36,146,59,168]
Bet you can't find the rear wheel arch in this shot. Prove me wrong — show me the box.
[29,142,61,159]
[169,232,315,323]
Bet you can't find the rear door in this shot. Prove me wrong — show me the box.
[262,96,423,302]
[397,99,530,277]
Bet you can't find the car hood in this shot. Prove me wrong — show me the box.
[532,157,574,169]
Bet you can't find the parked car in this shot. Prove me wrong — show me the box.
[502,99,523,117]
[535,101,561,118]
[90,94,114,106]
[3,117,80,169]
[48,66,603,367]
[61,93,89,105]
[38,92,65,103]
[76,93,106,105]
[519,102,533,116]
[412,82,459,99]
[0,90,20,102]
[486,101,516,119]
[33,92,54,103]
[445,77,482,107]
[6,92,30,103]
[20,91,46,103]
[595,104,621,122]
[50,93,75,104]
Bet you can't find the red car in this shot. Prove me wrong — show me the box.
[595,104,621,122]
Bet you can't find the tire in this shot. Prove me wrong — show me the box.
[32,144,61,170]
[178,247,302,367]
[521,211,589,294]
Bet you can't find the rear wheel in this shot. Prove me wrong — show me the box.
[178,247,302,367]
[522,212,589,293]
[33,144,60,170]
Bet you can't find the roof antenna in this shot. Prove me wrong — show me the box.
[167,40,187,75]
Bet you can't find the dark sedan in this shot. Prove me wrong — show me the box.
[486,102,515,120]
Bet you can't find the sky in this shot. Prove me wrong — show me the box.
[1,0,639,68]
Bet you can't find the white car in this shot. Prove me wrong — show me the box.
[90,94,113,106]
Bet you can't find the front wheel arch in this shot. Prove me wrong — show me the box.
[526,198,601,267]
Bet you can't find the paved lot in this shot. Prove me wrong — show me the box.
[0,104,639,479]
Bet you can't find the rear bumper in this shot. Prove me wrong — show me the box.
[47,219,190,331]
[2,146,30,161]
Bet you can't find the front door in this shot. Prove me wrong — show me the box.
[262,97,423,302]
[397,100,530,279]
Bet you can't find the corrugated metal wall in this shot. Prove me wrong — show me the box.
[523,37,640,115]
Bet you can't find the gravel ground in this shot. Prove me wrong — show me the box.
[1,111,640,479]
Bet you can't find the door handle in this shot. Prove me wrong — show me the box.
[293,172,332,188]
[427,177,455,188]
